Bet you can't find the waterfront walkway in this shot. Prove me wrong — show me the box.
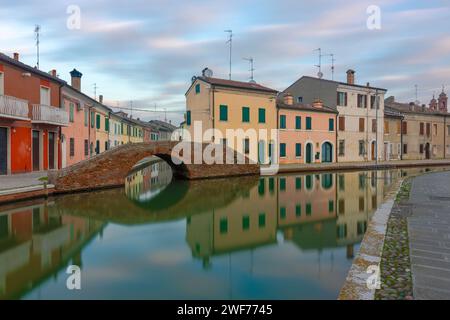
[0,171,47,191]
[408,171,450,299]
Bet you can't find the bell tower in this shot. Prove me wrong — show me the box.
[438,85,448,113]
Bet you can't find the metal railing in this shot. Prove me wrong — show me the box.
[0,95,30,120]
[32,104,69,126]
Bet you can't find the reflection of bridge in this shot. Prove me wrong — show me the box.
[48,141,259,193]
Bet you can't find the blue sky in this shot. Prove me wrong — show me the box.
[1,0,449,124]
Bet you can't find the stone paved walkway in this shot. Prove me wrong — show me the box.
[0,171,47,191]
[408,171,450,299]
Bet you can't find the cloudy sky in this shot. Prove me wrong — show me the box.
[1,0,449,124]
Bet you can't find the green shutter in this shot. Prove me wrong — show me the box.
[329,118,334,131]
[296,205,301,217]
[84,110,88,126]
[242,107,250,122]
[195,83,200,94]
[69,104,74,122]
[306,117,312,130]
[91,112,95,128]
[295,177,301,189]
[219,105,228,121]
[280,115,286,129]
[105,118,109,132]
[280,207,286,219]
[269,177,274,192]
[329,200,334,213]
[96,114,101,129]
[186,111,191,125]
[296,116,301,129]
[258,178,265,195]
[258,108,265,123]
[242,216,250,230]
[280,178,286,191]
[296,143,301,157]
[219,218,228,234]
[258,213,266,228]
[280,143,286,157]
[306,203,312,215]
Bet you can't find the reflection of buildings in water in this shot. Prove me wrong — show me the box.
[186,176,278,268]
[125,160,173,202]
[0,201,105,299]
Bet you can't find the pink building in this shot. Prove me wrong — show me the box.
[278,93,338,164]
[61,69,96,167]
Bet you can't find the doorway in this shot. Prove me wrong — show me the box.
[425,143,431,159]
[0,127,7,175]
[371,141,376,161]
[384,142,389,161]
[306,143,313,164]
[32,130,40,171]
[321,142,333,163]
[48,132,55,170]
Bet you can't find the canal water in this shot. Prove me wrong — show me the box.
[0,160,448,300]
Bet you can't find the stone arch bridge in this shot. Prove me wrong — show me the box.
[48,141,259,193]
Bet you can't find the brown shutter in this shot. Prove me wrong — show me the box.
[420,123,424,135]
[426,123,431,136]
[402,122,408,135]
[345,93,347,106]
[372,119,377,133]
[359,118,365,132]
[339,116,345,131]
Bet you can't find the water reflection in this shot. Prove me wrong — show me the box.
[1,161,448,299]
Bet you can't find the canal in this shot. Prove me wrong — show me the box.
[0,159,448,300]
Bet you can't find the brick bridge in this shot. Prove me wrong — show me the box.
[48,141,260,193]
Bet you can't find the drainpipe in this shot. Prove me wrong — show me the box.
[400,117,403,160]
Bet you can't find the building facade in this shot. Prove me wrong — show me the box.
[277,93,338,164]
[186,71,278,164]
[284,70,387,162]
[0,53,68,174]
[383,106,403,161]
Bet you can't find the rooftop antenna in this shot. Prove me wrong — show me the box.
[164,108,167,122]
[93,83,98,100]
[34,25,40,69]
[322,53,336,80]
[314,48,323,79]
[243,57,255,82]
[225,30,233,80]
[415,84,419,104]
[130,100,133,118]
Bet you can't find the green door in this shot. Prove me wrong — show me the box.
[306,143,312,164]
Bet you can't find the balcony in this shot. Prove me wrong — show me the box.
[32,104,69,126]
[0,95,30,120]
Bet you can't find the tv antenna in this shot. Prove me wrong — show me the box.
[34,25,40,69]
[323,53,336,80]
[93,83,98,100]
[243,57,255,82]
[225,30,233,80]
[415,84,419,104]
[314,48,323,79]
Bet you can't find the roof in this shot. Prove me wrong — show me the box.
[277,99,338,114]
[187,76,278,95]
[148,119,177,132]
[0,52,66,85]
[386,101,450,117]
[384,106,404,118]
[63,83,112,113]
[287,75,387,92]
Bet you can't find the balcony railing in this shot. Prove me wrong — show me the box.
[0,95,30,120]
[32,104,69,126]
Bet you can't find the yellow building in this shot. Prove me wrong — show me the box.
[186,70,278,163]
[109,112,124,148]
[93,103,111,154]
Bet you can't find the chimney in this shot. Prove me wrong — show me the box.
[313,99,323,108]
[13,52,19,61]
[366,82,370,87]
[283,92,294,105]
[346,69,355,85]
[409,102,415,111]
[99,95,103,104]
[50,69,57,77]
[70,69,83,91]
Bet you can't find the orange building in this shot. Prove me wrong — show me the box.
[0,52,68,174]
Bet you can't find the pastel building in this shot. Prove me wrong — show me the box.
[93,99,112,154]
[61,69,96,167]
[0,52,68,174]
[277,93,338,164]
[284,70,387,162]
[109,112,124,147]
[186,69,278,163]
[383,106,403,161]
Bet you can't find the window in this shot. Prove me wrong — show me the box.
[447,125,450,136]
[306,203,312,216]
[242,216,250,230]
[426,123,431,137]
[105,118,110,132]
[195,83,200,94]
[402,122,408,135]
[105,141,108,151]
[297,96,303,103]
[339,116,345,131]
[370,96,377,109]
[219,105,228,121]
[279,178,286,191]
[357,94,367,108]
[359,118,365,132]
[372,119,377,133]
[306,175,312,190]
[339,174,345,191]
[280,115,286,129]
[186,111,191,125]
[295,143,302,157]
[329,200,334,213]
[329,118,334,131]
[359,197,365,212]
[258,108,266,123]
[40,86,50,105]
[337,92,347,106]
[280,207,286,219]
[0,71,4,95]
[96,140,100,154]
[258,213,266,228]
[295,116,301,129]
[296,205,301,217]
[384,120,389,134]
[420,144,424,154]
[339,199,345,215]
[84,140,88,156]
[434,124,438,136]
[219,218,228,234]
[359,140,366,156]
[403,144,408,154]
[397,121,401,134]
[258,179,265,195]
[69,138,75,157]
[420,122,424,135]
[306,117,312,130]
[69,103,74,122]
[243,138,250,154]
[84,109,88,127]
[280,143,286,157]
[339,140,345,156]
[242,107,250,122]
[96,114,101,129]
